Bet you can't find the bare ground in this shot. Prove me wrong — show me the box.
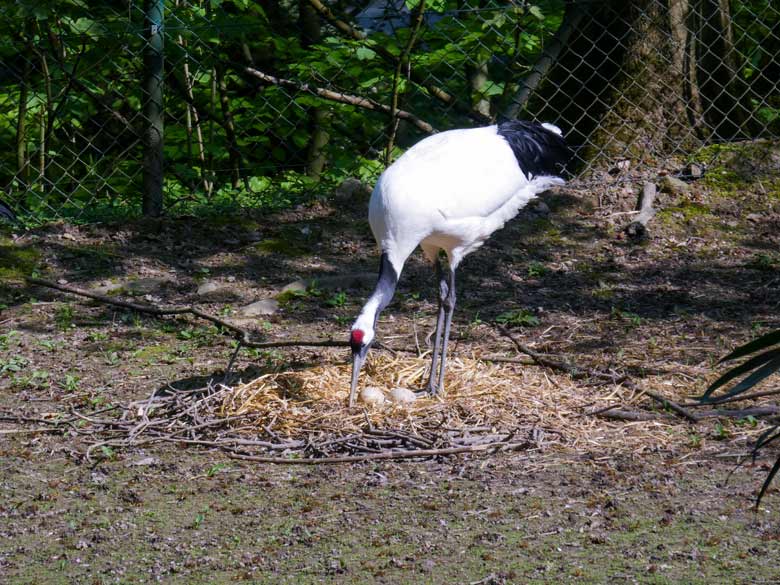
[2,150,780,583]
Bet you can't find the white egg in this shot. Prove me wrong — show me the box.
[389,387,417,404]
[360,386,386,406]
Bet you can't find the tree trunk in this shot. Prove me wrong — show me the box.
[299,0,330,180]
[532,0,703,168]
[697,0,749,138]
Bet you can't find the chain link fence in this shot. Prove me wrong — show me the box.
[0,0,778,222]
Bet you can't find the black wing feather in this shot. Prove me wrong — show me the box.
[497,120,571,179]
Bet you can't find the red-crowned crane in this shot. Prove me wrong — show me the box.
[348,120,571,406]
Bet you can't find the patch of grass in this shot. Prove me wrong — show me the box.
[0,329,21,350]
[325,291,347,308]
[62,374,80,392]
[746,253,779,271]
[15,369,51,390]
[591,281,616,300]
[495,308,539,327]
[176,326,220,346]
[254,237,308,257]
[0,355,29,376]
[611,307,642,328]
[55,304,75,330]
[133,344,176,364]
[88,331,109,342]
[0,239,40,280]
[527,261,548,278]
[38,339,65,351]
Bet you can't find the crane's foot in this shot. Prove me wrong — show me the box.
[415,383,440,397]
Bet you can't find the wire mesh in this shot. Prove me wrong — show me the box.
[0,0,777,221]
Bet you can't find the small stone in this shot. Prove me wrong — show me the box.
[360,386,386,406]
[239,299,279,317]
[196,281,223,296]
[389,387,417,404]
[279,279,307,295]
[127,456,159,467]
[658,175,691,195]
[126,277,172,295]
[682,162,704,178]
[334,177,371,202]
[526,200,550,216]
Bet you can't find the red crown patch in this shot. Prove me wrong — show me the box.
[350,329,365,345]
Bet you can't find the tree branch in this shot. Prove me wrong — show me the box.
[24,277,348,350]
[386,0,426,163]
[305,0,490,124]
[623,182,657,240]
[497,324,699,423]
[243,66,435,134]
[502,2,587,120]
[226,438,531,464]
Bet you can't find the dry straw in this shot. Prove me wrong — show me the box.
[221,353,720,456]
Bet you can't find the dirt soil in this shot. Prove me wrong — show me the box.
[2,147,780,583]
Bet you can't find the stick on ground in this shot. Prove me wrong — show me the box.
[623,182,657,240]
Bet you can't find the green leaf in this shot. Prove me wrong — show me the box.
[529,5,544,20]
[756,454,780,509]
[720,329,780,363]
[355,47,376,61]
[702,348,780,400]
[708,355,780,403]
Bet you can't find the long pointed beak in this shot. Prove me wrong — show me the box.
[349,352,365,407]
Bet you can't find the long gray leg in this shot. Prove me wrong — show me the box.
[425,257,448,394]
[433,267,456,395]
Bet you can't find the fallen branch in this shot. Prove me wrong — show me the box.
[596,406,780,422]
[497,325,582,376]
[25,276,348,350]
[226,439,531,465]
[498,324,699,423]
[243,66,435,134]
[623,182,657,240]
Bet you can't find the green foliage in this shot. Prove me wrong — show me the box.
[495,308,539,327]
[0,0,567,220]
[700,329,780,507]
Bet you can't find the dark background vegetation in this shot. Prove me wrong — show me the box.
[0,0,777,220]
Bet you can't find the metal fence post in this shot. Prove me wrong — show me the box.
[142,0,164,217]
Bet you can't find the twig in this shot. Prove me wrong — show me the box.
[243,66,435,135]
[623,182,657,240]
[226,439,531,465]
[502,2,587,119]
[497,325,582,375]
[595,406,780,422]
[25,276,348,350]
[497,324,699,423]
[681,387,780,407]
[639,388,699,423]
[304,0,488,123]
[385,0,426,163]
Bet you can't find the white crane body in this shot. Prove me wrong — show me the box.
[349,121,570,405]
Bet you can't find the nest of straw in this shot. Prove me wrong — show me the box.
[220,353,716,459]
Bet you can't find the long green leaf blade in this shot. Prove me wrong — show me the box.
[702,348,780,401]
[710,356,780,402]
[754,426,780,455]
[756,456,780,509]
[720,330,780,363]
